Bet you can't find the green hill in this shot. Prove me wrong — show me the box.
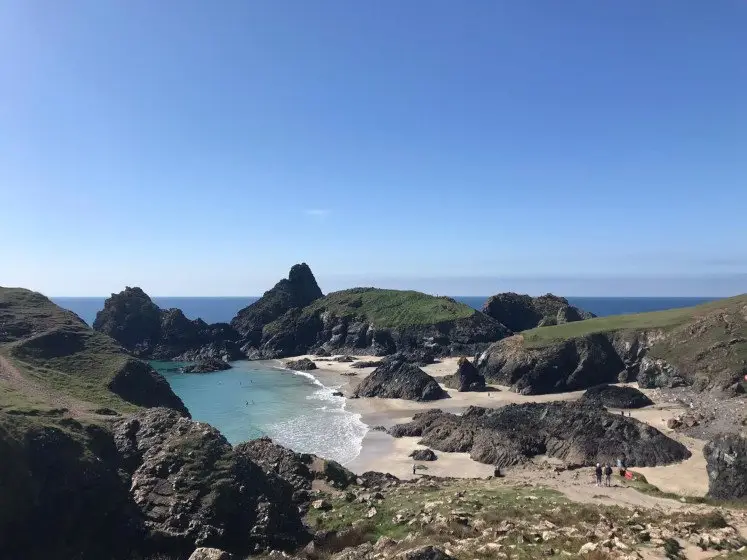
[0,287,187,418]
[301,288,477,328]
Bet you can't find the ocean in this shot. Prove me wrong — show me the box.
[54,295,716,464]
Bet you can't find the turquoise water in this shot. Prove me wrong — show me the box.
[153,360,367,464]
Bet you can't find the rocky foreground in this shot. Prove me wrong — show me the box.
[389,401,691,468]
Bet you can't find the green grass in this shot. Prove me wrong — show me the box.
[300,288,476,329]
[521,294,747,348]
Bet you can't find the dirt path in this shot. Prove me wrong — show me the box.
[0,353,91,417]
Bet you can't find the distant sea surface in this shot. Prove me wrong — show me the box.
[53,295,717,463]
[53,296,718,327]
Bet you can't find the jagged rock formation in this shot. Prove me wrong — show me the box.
[231,263,323,348]
[285,357,317,371]
[236,269,512,359]
[353,359,447,401]
[114,408,309,556]
[443,357,486,392]
[482,292,595,331]
[181,357,231,373]
[410,448,437,461]
[580,384,654,409]
[389,402,690,468]
[704,434,747,500]
[238,437,357,504]
[476,334,623,395]
[93,287,241,361]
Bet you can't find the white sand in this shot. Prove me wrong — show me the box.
[287,354,711,503]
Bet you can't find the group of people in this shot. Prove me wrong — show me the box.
[595,457,627,487]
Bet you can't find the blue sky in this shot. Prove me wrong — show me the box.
[1,1,745,296]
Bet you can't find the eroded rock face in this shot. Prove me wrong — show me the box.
[389,402,691,468]
[704,434,747,500]
[93,288,240,360]
[482,293,594,332]
[580,384,654,409]
[238,437,356,504]
[476,335,624,395]
[181,358,231,373]
[113,408,309,556]
[443,357,485,392]
[231,264,323,345]
[353,359,447,401]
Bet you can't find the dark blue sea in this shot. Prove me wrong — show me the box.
[54,296,718,327]
[53,294,716,461]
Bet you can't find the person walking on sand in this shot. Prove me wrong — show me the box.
[604,463,613,486]
[412,464,416,476]
[595,463,603,487]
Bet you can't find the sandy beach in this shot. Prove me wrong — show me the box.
[291,354,710,500]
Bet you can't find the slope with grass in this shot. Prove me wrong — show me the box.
[477,294,747,395]
[250,287,511,359]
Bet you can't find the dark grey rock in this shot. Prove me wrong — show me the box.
[704,434,747,500]
[580,384,654,409]
[482,292,594,332]
[353,359,447,402]
[443,357,485,392]
[409,448,437,461]
[181,357,231,373]
[285,358,317,371]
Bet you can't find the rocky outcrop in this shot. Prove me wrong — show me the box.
[580,384,654,409]
[93,288,241,361]
[285,357,317,371]
[182,358,232,373]
[409,448,437,461]
[482,292,594,331]
[353,359,447,401]
[109,359,190,416]
[443,357,485,392]
[389,402,690,468]
[704,434,747,500]
[189,549,234,560]
[113,408,309,556]
[231,263,323,346]
[238,437,356,504]
[476,334,624,395]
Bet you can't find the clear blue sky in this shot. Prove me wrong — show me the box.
[1,1,745,296]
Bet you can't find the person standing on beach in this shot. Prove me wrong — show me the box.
[595,463,603,486]
[604,463,613,486]
[412,464,416,476]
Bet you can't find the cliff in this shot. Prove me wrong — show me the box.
[476,295,747,395]
[482,292,595,331]
[93,287,242,361]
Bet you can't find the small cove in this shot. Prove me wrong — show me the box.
[153,360,368,465]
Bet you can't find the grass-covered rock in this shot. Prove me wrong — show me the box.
[477,295,747,394]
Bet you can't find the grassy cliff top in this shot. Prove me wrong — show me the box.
[0,287,184,419]
[521,294,747,348]
[301,288,477,329]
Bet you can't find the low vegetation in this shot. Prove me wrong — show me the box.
[302,288,477,329]
[521,295,746,348]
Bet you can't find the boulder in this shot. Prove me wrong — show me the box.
[285,358,317,371]
[333,355,356,362]
[389,401,691,468]
[353,359,448,402]
[580,384,654,409]
[442,357,486,392]
[404,546,454,560]
[181,357,231,373]
[189,549,234,560]
[351,360,381,369]
[704,434,747,500]
[482,292,594,332]
[113,408,308,555]
[476,334,624,394]
[409,448,437,461]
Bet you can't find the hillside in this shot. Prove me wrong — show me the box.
[0,287,188,416]
[251,285,511,358]
[477,294,747,394]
